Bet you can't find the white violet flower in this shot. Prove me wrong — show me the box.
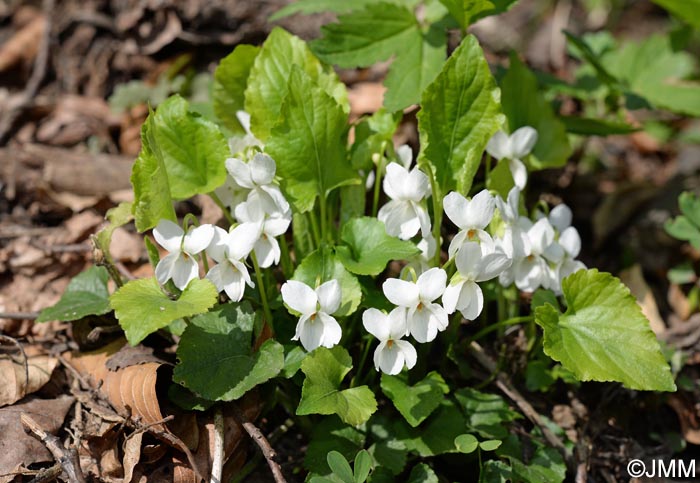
[205,225,257,302]
[363,307,417,375]
[486,126,538,190]
[235,200,291,268]
[513,217,557,292]
[443,189,496,259]
[378,162,431,240]
[494,187,530,260]
[282,280,343,352]
[382,268,448,343]
[153,219,215,290]
[228,110,263,155]
[227,153,289,217]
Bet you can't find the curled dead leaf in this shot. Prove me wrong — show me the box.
[0,346,57,407]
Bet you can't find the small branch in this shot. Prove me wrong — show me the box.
[469,341,575,474]
[20,414,86,483]
[232,404,286,483]
[0,311,39,320]
[211,407,225,483]
[28,463,63,483]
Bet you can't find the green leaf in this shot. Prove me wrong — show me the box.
[212,44,260,133]
[327,451,354,483]
[266,67,356,213]
[679,192,700,228]
[535,269,676,391]
[559,116,638,136]
[305,418,365,475]
[270,0,377,21]
[350,109,401,170]
[454,434,479,453]
[37,266,111,322]
[297,346,377,426]
[480,439,502,451]
[481,460,513,483]
[367,415,408,475]
[149,95,228,200]
[131,112,176,232]
[94,201,134,257]
[440,0,519,28]
[310,3,445,111]
[380,371,449,427]
[353,450,372,483]
[173,303,284,401]
[500,55,572,170]
[665,216,700,248]
[336,217,420,276]
[394,400,467,456]
[651,0,700,30]
[418,34,504,194]
[455,388,521,439]
[245,27,348,141]
[406,463,438,483]
[282,345,307,378]
[293,247,362,317]
[110,277,217,345]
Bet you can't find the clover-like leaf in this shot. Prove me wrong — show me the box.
[535,269,676,391]
[380,371,449,427]
[110,277,217,345]
[454,434,479,454]
[336,217,420,276]
[37,266,111,323]
[455,388,521,439]
[173,303,284,401]
[418,34,504,194]
[297,346,377,426]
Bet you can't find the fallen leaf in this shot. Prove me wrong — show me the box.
[668,394,700,444]
[0,395,74,474]
[0,13,45,71]
[668,284,691,320]
[123,431,144,483]
[0,350,58,407]
[619,264,666,335]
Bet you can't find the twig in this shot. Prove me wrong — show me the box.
[28,463,63,483]
[20,414,86,483]
[0,0,54,144]
[211,407,225,483]
[232,404,287,483]
[0,334,29,394]
[0,311,39,320]
[469,341,575,474]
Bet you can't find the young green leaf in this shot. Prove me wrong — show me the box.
[94,201,134,257]
[380,371,449,427]
[406,463,438,483]
[535,269,676,391]
[393,400,467,456]
[480,439,502,451]
[304,418,366,475]
[297,346,377,426]
[37,266,111,323]
[559,116,638,136]
[455,388,521,439]
[212,44,260,133]
[665,216,700,249]
[310,3,446,111]
[292,247,362,317]
[327,451,354,483]
[173,303,284,401]
[418,34,504,194]
[336,217,420,276]
[266,67,356,213]
[500,55,571,170]
[149,95,228,199]
[110,277,217,345]
[679,191,700,227]
[270,0,378,21]
[439,0,520,29]
[245,27,348,140]
[650,0,700,30]
[454,434,479,454]
[353,450,372,483]
[131,113,176,232]
[350,109,401,171]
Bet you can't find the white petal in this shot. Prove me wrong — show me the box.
[442,280,464,314]
[258,185,290,216]
[559,227,581,258]
[388,307,409,340]
[373,341,387,372]
[394,340,417,370]
[317,312,342,348]
[528,218,555,255]
[205,263,231,292]
[397,144,413,169]
[254,236,280,268]
[476,250,512,282]
[377,342,405,375]
[465,190,495,229]
[378,200,420,240]
[454,242,482,279]
[297,316,324,352]
[508,158,528,190]
[382,163,408,200]
[236,110,252,135]
[227,222,259,260]
[457,281,484,321]
[383,278,420,308]
[407,306,438,343]
[413,202,432,239]
[206,226,229,263]
[155,252,177,285]
[417,267,447,302]
[404,167,431,201]
[448,230,468,260]
[225,157,254,188]
[543,242,565,264]
[153,219,183,252]
[222,269,247,302]
[510,126,538,158]
[235,196,266,223]
[264,215,291,237]
[443,192,470,229]
[183,224,215,255]
[281,280,317,316]
[549,204,573,232]
[365,170,376,191]
[363,308,391,341]
[171,254,199,290]
[249,153,276,185]
[515,257,545,292]
[316,280,341,315]
[486,130,511,160]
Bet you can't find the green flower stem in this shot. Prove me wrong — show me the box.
[251,251,274,333]
[308,210,321,249]
[208,192,235,226]
[371,143,388,218]
[426,163,443,266]
[319,196,329,244]
[279,234,293,278]
[351,336,373,388]
[466,316,534,345]
[200,252,210,274]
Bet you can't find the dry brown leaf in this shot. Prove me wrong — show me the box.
[0,14,45,71]
[0,395,74,475]
[348,82,385,120]
[668,284,691,320]
[123,431,144,483]
[668,394,700,444]
[619,264,666,335]
[0,351,58,407]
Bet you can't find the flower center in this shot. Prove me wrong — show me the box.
[527,254,535,261]
[387,340,394,349]
[417,302,423,311]
[467,229,477,240]
[310,312,317,321]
